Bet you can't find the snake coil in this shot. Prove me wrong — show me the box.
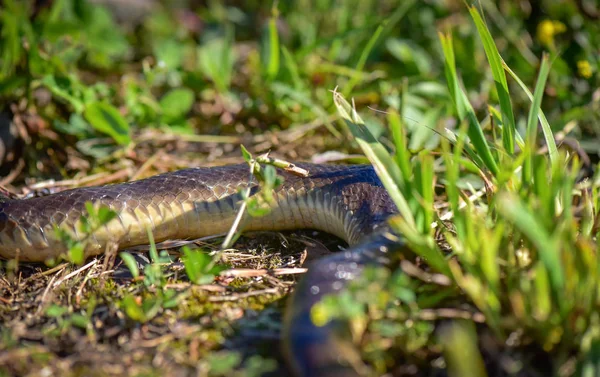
[0,163,405,376]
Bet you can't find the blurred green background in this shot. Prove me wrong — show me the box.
[0,0,598,181]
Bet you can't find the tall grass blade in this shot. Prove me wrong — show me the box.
[503,60,558,168]
[333,91,416,230]
[469,6,516,155]
[439,32,499,176]
[523,54,551,183]
[415,152,434,235]
[343,25,384,97]
[266,4,280,80]
[388,110,412,188]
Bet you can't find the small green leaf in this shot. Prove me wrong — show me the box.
[240,145,253,163]
[159,88,195,122]
[97,206,117,225]
[162,289,181,309]
[247,198,272,218]
[206,352,242,375]
[183,247,215,285]
[78,215,91,234]
[46,304,68,318]
[84,102,131,145]
[198,33,235,93]
[141,297,162,320]
[70,314,90,329]
[119,252,140,278]
[263,165,277,187]
[438,321,487,377]
[69,243,85,265]
[154,39,184,70]
[53,114,91,137]
[85,202,96,217]
[41,75,86,113]
[121,295,146,322]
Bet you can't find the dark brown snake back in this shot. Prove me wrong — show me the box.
[0,163,404,376]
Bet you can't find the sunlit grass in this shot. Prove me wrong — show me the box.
[323,6,600,376]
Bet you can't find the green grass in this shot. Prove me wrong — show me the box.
[1,1,600,376]
[322,6,600,376]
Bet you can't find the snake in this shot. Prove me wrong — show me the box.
[0,162,406,376]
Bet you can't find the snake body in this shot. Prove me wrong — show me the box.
[0,163,404,376]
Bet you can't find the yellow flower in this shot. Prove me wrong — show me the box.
[577,60,593,79]
[537,20,566,47]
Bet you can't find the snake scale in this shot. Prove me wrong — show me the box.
[0,163,406,376]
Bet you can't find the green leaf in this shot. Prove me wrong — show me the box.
[240,145,253,162]
[70,313,90,329]
[415,152,434,235]
[388,110,412,188]
[121,295,146,322]
[53,114,92,138]
[119,252,140,278]
[85,202,96,217]
[246,198,272,218]
[154,39,184,70]
[206,352,242,375]
[183,247,217,285]
[198,32,235,93]
[42,75,86,114]
[46,304,68,318]
[68,243,85,265]
[141,297,162,320]
[78,215,91,235]
[281,46,303,89]
[84,102,131,145]
[159,88,195,122]
[97,206,117,225]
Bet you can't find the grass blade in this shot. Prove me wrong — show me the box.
[503,59,558,168]
[469,6,516,155]
[266,4,280,80]
[343,25,384,97]
[523,54,551,183]
[439,32,499,176]
[496,193,564,293]
[333,90,416,230]
[388,110,412,189]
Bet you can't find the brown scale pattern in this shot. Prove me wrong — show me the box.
[0,163,396,262]
[0,162,404,376]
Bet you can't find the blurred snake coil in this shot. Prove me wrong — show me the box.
[0,162,407,377]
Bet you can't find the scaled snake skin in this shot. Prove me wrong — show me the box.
[0,163,406,377]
